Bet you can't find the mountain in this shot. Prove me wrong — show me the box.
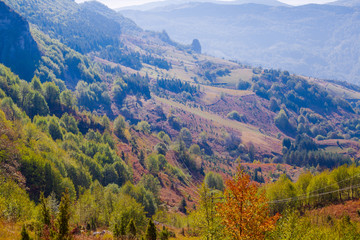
[2,0,123,53]
[117,0,287,11]
[120,2,360,84]
[2,0,360,238]
[0,1,40,81]
[331,0,360,6]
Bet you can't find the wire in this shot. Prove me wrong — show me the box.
[268,183,360,204]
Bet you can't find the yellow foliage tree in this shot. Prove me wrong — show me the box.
[216,168,280,240]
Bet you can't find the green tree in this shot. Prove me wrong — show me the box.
[179,128,192,148]
[114,115,126,139]
[56,190,71,240]
[40,192,51,227]
[48,118,63,140]
[137,121,151,134]
[189,144,201,155]
[179,198,187,214]
[127,219,137,237]
[204,172,224,191]
[191,183,224,239]
[146,155,159,175]
[60,90,76,110]
[31,76,43,93]
[33,91,50,116]
[139,174,161,196]
[159,226,170,240]
[155,142,167,155]
[145,219,157,240]
[44,82,61,113]
[274,109,295,135]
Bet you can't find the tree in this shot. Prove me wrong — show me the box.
[127,219,137,237]
[204,172,224,191]
[31,76,43,93]
[44,82,61,113]
[137,121,151,134]
[216,167,280,239]
[145,219,157,240]
[139,150,145,167]
[159,226,170,240]
[49,118,63,140]
[21,225,30,240]
[191,183,224,239]
[274,109,295,135]
[56,189,71,240]
[179,198,187,214]
[60,90,76,110]
[114,115,126,139]
[154,142,167,155]
[179,128,192,148]
[189,144,201,155]
[40,192,51,227]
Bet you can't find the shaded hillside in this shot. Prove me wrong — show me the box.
[0,1,40,81]
[2,0,123,53]
[121,2,360,84]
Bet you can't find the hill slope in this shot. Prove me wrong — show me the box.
[0,1,40,81]
[120,2,360,84]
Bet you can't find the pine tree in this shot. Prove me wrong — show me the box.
[40,192,51,227]
[139,150,145,167]
[145,219,157,240]
[179,198,187,214]
[113,223,121,239]
[127,219,137,237]
[56,189,71,240]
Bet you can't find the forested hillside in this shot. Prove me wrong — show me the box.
[1,0,360,239]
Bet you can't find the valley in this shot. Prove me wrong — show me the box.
[1,0,360,239]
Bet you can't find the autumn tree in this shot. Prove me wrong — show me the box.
[216,167,279,239]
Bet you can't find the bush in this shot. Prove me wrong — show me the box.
[236,80,251,90]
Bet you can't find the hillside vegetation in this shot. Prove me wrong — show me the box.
[1,0,360,239]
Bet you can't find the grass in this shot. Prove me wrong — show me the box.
[308,77,360,100]
[155,96,280,153]
[216,68,254,85]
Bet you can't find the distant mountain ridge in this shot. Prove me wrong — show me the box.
[331,0,360,6]
[120,1,360,84]
[117,0,287,11]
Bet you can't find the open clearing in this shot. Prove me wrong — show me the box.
[155,96,281,154]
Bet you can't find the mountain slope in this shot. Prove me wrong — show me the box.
[0,1,40,81]
[120,2,360,84]
[2,0,123,53]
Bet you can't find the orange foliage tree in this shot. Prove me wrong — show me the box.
[216,167,280,239]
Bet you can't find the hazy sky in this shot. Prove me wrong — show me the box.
[76,0,336,9]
